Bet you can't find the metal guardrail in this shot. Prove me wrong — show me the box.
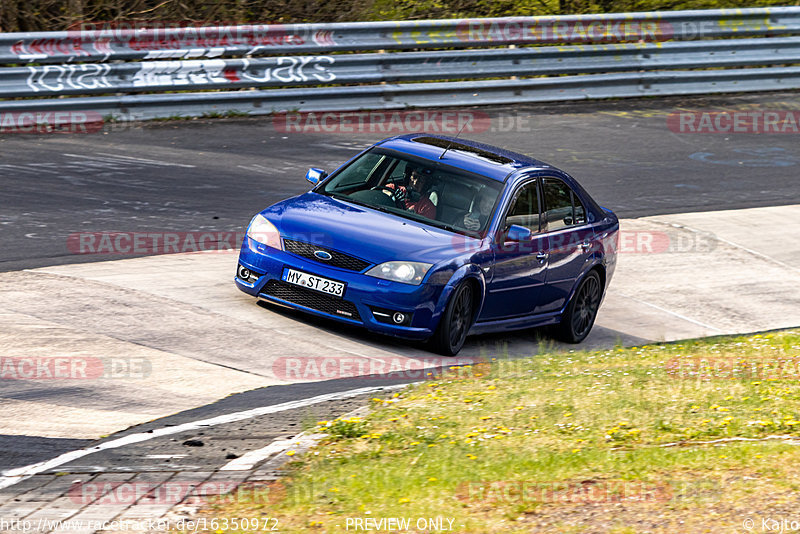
[3,7,800,64]
[1,7,800,120]
[6,37,800,98]
[4,67,800,122]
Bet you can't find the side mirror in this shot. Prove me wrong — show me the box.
[506,224,533,242]
[305,168,327,185]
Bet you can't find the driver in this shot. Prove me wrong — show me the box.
[385,165,436,220]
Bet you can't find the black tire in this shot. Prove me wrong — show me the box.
[431,282,474,356]
[556,270,602,343]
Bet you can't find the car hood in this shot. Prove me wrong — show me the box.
[261,192,479,265]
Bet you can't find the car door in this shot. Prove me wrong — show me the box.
[480,178,549,321]
[537,176,595,314]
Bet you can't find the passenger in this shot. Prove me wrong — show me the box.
[461,190,495,231]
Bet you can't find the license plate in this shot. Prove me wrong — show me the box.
[282,268,345,297]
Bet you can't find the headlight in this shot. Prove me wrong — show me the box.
[366,261,432,285]
[247,214,281,250]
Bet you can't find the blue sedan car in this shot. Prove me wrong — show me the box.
[235,134,618,355]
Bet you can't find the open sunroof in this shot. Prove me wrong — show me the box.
[411,136,514,165]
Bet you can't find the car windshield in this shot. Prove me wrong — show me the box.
[318,148,504,236]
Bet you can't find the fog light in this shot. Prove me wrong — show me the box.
[237,264,261,283]
[370,306,412,326]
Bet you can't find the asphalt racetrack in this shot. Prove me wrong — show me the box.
[2,92,799,273]
[1,91,800,478]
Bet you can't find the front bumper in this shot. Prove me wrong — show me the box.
[235,236,444,340]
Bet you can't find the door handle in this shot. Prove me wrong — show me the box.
[536,252,548,261]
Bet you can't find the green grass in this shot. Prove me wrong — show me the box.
[199,330,800,533]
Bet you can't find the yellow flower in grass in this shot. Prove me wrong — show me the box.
[410,441,420,446]
[285,450,296,456]
[514,406,524,411]
[466,454,477,460]
[398,498,410,504]
[328,487,339,493]
[428,477,437,482]
[480,416,491,420]
[487,385,496,390]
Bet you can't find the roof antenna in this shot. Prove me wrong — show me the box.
[439,121,468,160]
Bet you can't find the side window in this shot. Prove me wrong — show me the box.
[504,180,540,233]
[573,195,586,225]
[386,160,410,184]
[543,178,585,230]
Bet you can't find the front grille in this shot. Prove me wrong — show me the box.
[283,239,371,272]
[261,280,361,321]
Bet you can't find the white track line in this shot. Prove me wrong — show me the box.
[219,433,326,471]
[0,384,408,491]
[617,292,725,333]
